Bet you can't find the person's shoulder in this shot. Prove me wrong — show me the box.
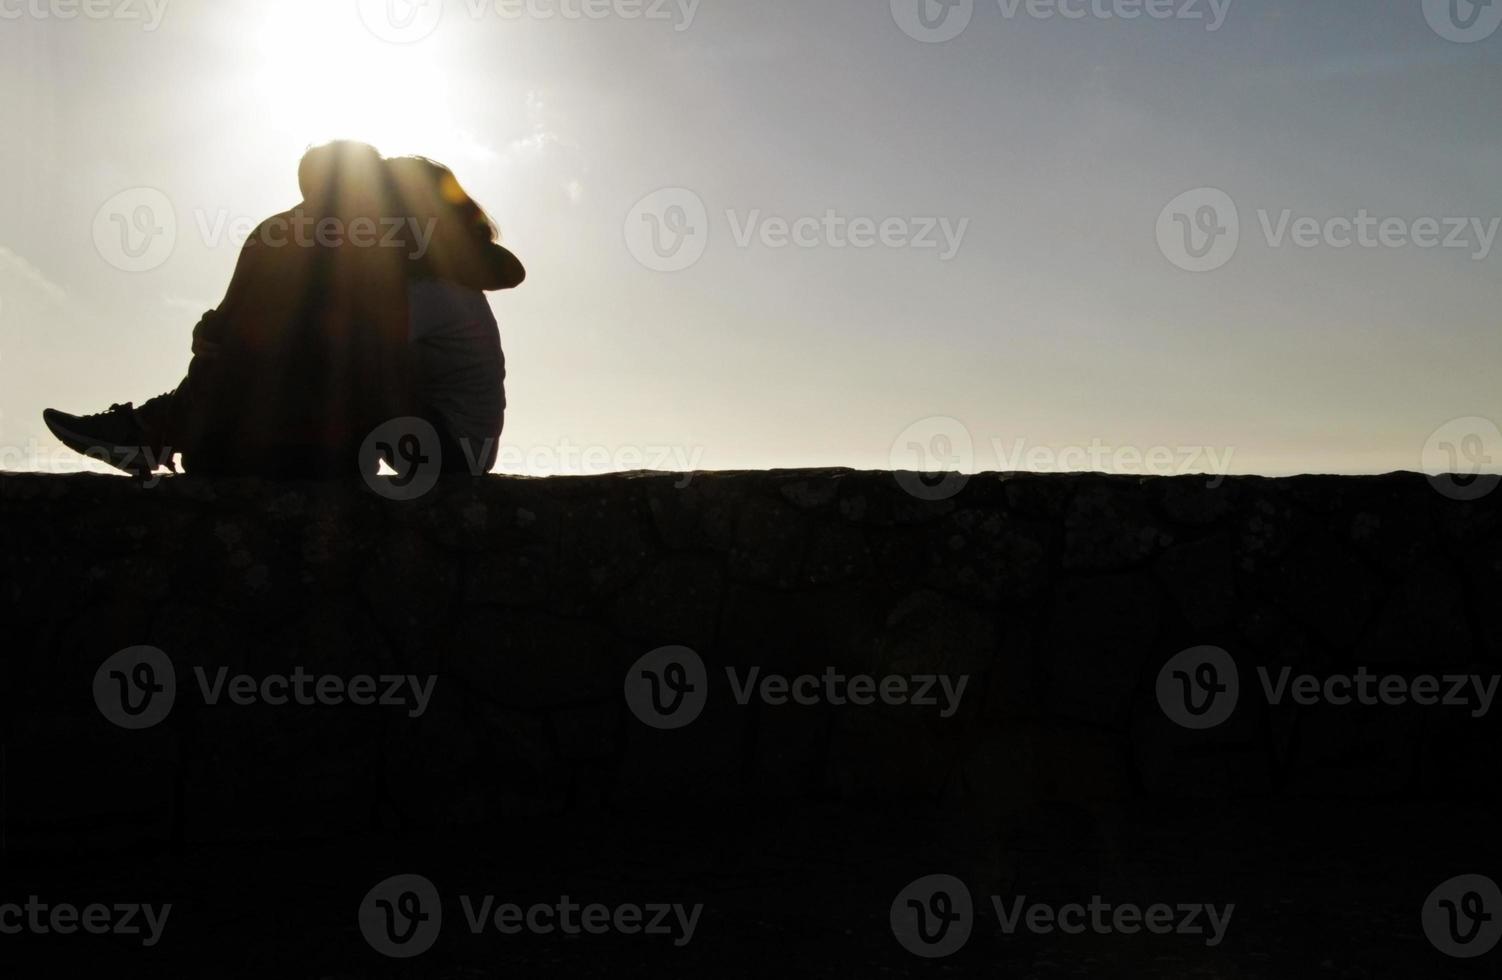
[241,207,305,249]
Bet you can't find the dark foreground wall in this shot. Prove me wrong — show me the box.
[3,470,1500,977]
[4,469,1497,849]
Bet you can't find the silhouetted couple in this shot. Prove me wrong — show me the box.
[45,141,525,479]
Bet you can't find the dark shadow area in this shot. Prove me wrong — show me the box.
[3,469,1499,975]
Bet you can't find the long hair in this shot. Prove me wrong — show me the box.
[385,156,500,277]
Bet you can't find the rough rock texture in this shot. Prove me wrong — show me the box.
[3,469,1499,854]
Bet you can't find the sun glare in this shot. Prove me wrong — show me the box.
[249,2,468,162]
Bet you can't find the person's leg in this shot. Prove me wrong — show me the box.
[43,395,172,476]
[133,390,179,454]
[43,309,224,475]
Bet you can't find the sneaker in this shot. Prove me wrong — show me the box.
[43,403,161,476]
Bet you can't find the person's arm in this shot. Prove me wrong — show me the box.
[190,210,296,355]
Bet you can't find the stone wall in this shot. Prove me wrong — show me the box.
[3,469,1498,852]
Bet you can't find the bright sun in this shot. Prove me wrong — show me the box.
[250,2,469,161]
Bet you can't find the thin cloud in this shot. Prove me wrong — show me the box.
[0,246,68,305]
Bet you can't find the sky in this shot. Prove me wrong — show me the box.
[0,0,1499,479]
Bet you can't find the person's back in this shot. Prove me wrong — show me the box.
[180,147,415,477]
[180,210,412,477]
[386,154,525,476]
[409,279,505,473]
